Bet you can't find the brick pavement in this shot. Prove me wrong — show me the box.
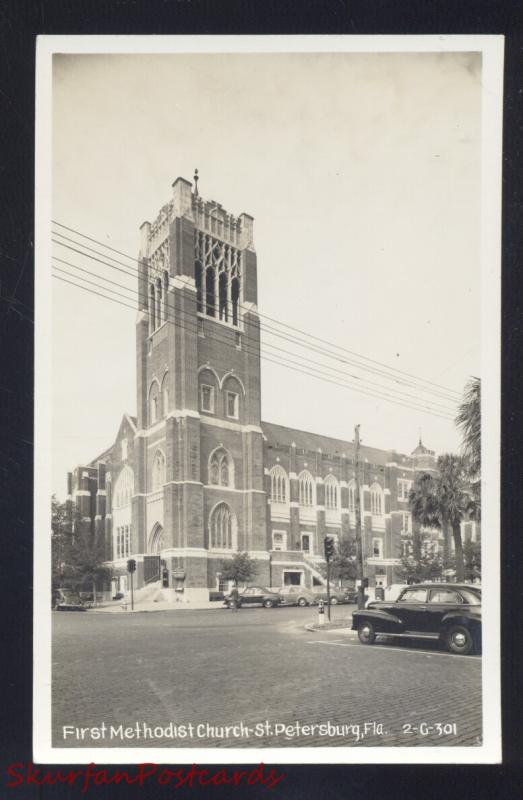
[52,606,482,749]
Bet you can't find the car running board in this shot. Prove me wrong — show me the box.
[378,632,440,640]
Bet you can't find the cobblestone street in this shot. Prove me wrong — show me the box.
[52,605,482,749]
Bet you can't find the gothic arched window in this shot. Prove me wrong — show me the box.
[298,470,315,507]
[195,261,203,313]
[163,270,169,321]
[370,482,384,515]
[161,373,169,417]
[219,271,228,321]
[231,277,240,326]
[149,283,156,334]
[209,503,237,550]
[149,381,160,426]
[114,466,134,509]
[270,465,288,504]
[149,523,164,554]
[324,474,339,510]
[208,448,234,488]
[152,450,166,491]
[155,278,163,327]
[206,266,215,317]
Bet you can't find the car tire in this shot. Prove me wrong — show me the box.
[445,624,474,655]
[263,599,275,608]
[330,597,339,605]
[227,600,236,609]
[357,620,376,645]
[297,597,308,607]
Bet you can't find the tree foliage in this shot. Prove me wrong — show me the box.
[456,377,481,477]
[220,552,258,587]
[319,536,357,585]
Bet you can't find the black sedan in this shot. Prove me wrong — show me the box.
[223,586,283,609]
[351,583,481,655]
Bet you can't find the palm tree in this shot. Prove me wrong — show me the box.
[408,472,442,562]
[409,455,470,582]
[455,377,481,520]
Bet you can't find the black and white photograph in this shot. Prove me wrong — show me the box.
[34,35,503,764]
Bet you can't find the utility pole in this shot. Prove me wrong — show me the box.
[354,424,365,609]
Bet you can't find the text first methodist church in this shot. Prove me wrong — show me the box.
[66,174,443,603]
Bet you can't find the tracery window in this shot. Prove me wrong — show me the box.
[114,466,134,509]
[298,470,315,507]
[324,474,339,510]
[209,448,234,488]
[209,503,237,550]
[195,231,242,328]
[370,482,384,515]
[270,465,288,504]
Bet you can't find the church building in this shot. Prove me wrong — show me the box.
[67,175,464,603]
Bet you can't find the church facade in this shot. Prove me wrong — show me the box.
[67,176,470,602]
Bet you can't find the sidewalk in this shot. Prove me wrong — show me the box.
[92,599,225,613]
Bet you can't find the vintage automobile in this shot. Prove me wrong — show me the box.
[310,586,355,605]
[278,586,317,607]
[223,586,283,609]
[351,583,481,655]
[53,588,87,612]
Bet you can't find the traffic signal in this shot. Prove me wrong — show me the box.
[324,536,335,561]
[127,558,137,574]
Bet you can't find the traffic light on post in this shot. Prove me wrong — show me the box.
[324,536,335,561]
[127,558,136,574]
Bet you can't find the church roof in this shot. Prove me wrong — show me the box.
[261,420,395,464]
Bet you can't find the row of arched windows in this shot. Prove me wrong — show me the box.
[268,466,385,514]
[195,261,241,326]
[148,271,169,335]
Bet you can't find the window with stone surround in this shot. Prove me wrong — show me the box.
[398,478,413,501]
[370,482,384,515]
[270,465,288,504]
[324,474,339,509]
[115,525,131,560]
[114,466,134,508]
[372,537,383,558]
[298,470,315,506]
[208,447,234,488]
[226,391,239,419]
[272,530,287,551]
[209,503,237,550]
[152,450,166,491]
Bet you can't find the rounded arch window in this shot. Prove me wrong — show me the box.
[208,447,234,488]
[270,465,289,504]
[209,503,237,550]
[370,482,384,515]
[324,474,339,510]
[298,470,315,507]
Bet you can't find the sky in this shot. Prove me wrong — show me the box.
[51,50,482,499]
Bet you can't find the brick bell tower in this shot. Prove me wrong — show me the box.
[134,174,267,601]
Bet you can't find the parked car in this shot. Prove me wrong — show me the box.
[278,586,317,607]
[223,586,283,609]
[53,588,87,612]
[351,583,481,655]
[310,586,354,605]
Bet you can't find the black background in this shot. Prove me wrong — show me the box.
[0,1,522,797]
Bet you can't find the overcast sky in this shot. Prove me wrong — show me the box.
[51,50,482,498]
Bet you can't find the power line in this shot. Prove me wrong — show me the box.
[51,256,456,415]
[52,220,461,400]
[52,233,460,406]
[52,268,455,421]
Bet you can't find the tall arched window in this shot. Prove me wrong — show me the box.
[161,373,169,416]
[270,465,288,504]
[152,450,166,491]
[348,479,356,512]
[208,448,234,488]
[370,482,384,515]
[155,278,163,326]
[163,270,169,321]
[114,466,134,509]
[298,470,315,507]
[149,283,156,334]
[324,474,339,510]
[219,271,228,321]
[206,266,215,316]
[231,277,240,326]
[195,261,203,313]
[149,523,164,554]
[209,503,237,550]
[149,381,160,426]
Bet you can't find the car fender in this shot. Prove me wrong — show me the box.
[351,608,404,633]
[439,610,481,634]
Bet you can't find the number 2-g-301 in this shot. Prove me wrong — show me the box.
[402,723,458,736]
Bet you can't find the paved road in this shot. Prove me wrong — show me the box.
[52,604,482,748]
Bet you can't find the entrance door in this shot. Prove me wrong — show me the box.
[301,534,310,554]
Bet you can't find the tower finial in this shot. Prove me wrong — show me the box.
[418,427,422,446]
[193,168,199,196]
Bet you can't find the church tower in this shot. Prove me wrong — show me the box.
[133,175,268,600]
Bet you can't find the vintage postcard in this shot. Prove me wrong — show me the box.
[34,35,503,764]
